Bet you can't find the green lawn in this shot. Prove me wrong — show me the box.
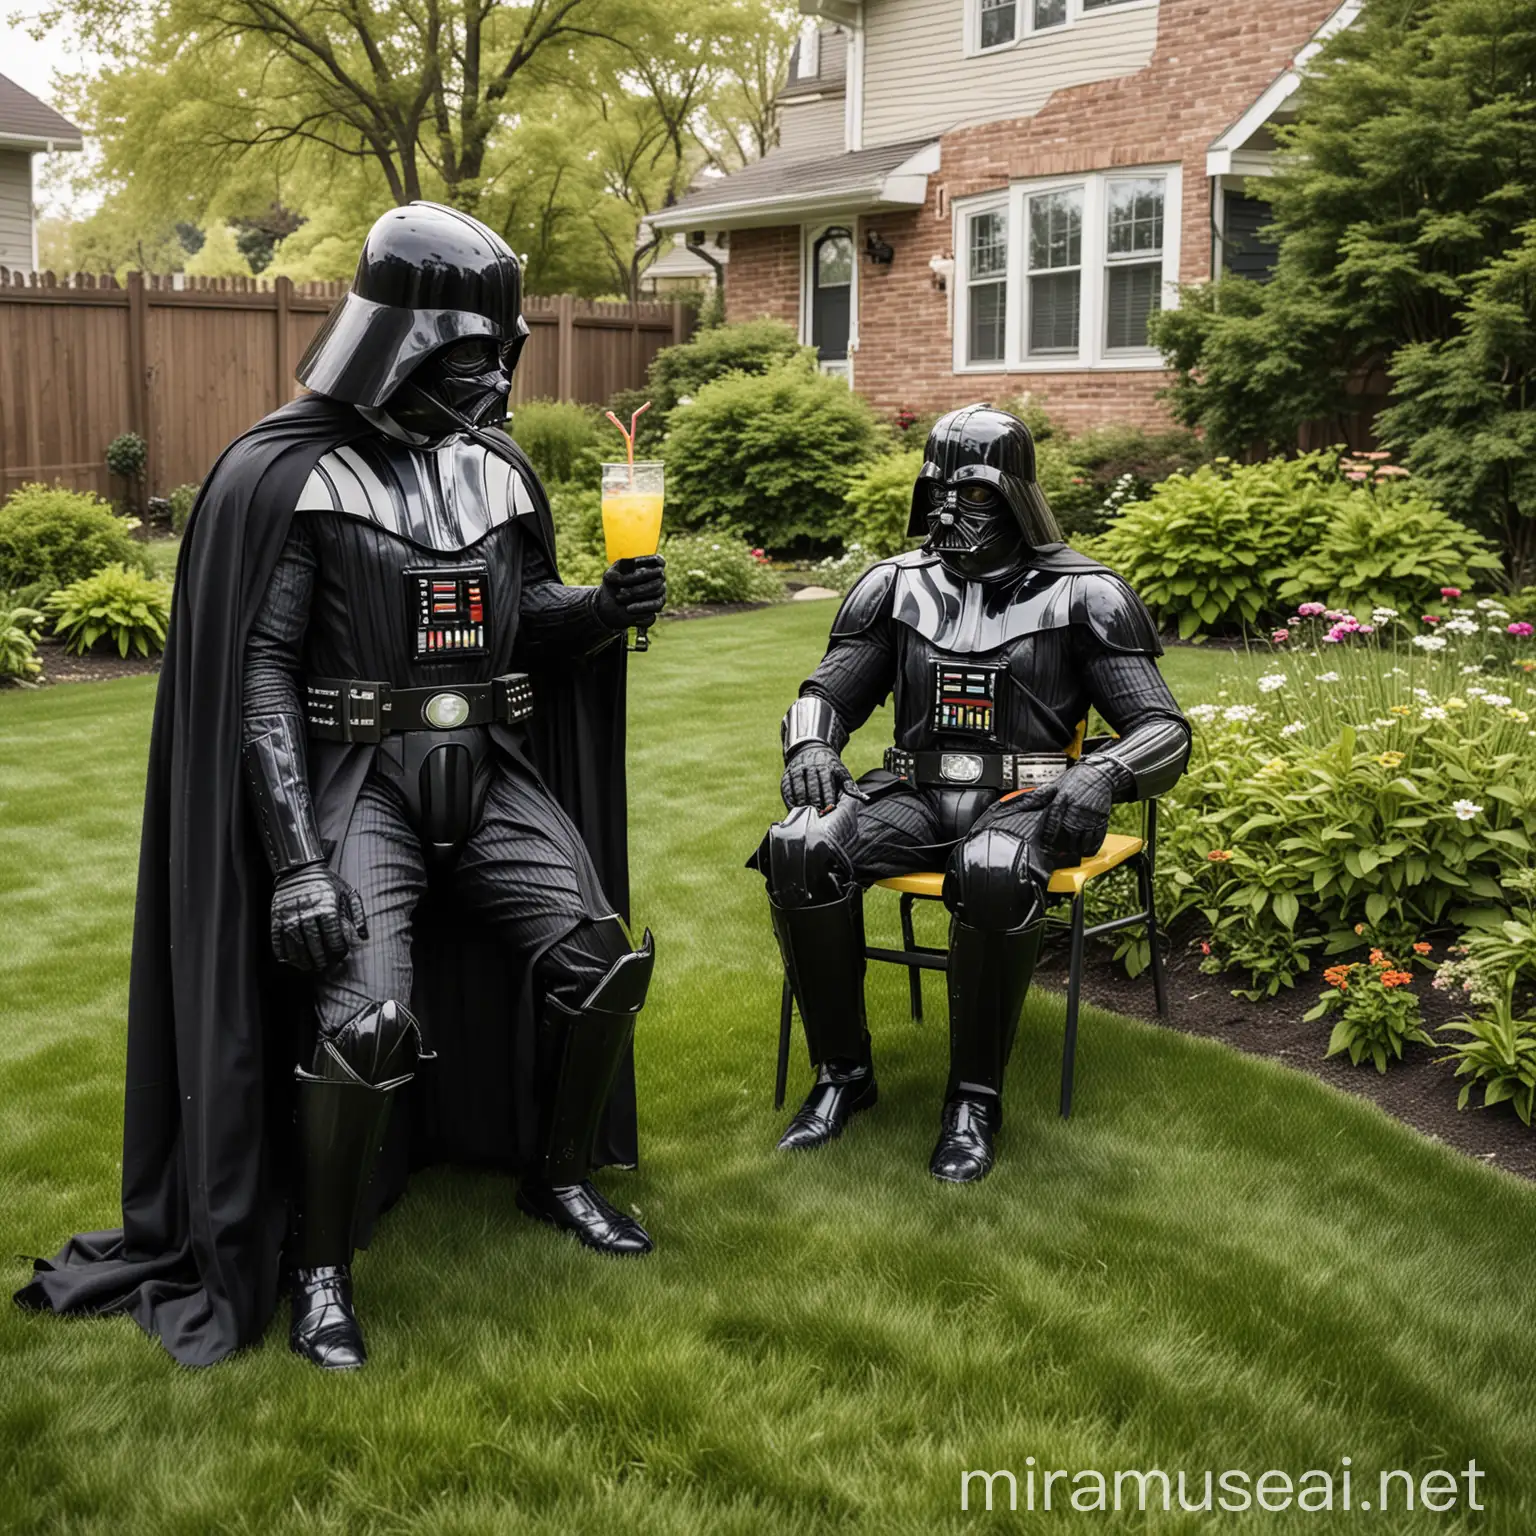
[2,602,1533,1534]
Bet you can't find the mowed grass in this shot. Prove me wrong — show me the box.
[2,602,1534,1535]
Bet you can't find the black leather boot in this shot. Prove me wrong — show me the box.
[288,1000,419,1369]
[770,884,875,1151]
[929,1093,1002,1183]
[290,1265,367,1369]
[929,917,1042,1185]
[519,931,655,1256]
[777,1046,878,1151]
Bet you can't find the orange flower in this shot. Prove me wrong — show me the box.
[1323,963,1354,990]
[1380,970,1414,989]
[1353,923,1366,935]
[1369,948,1386,966]
[1412,941,1432,955]
[1207,849,1233,862]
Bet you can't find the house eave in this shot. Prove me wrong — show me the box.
[0,130,83,153]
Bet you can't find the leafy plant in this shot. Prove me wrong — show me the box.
[1092,454,1337,638]
[664,358,887,550]
[44,563,172,657]
[1305,948,1432,1073]
[841,450,923,561]
[547,484,608,588]
[105,431,147,481]
[0,483,150,592]
[1278,487,1501,616]
[167,483,200,535]
[0,601,43,681]
[511,400,605,487]
[1440,983,1536,1126]
[662,533,781,607]
[1046,423,1207,539]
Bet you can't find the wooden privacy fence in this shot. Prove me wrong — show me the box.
[0,270,695,499]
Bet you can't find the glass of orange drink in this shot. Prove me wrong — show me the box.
[600,460,664,651]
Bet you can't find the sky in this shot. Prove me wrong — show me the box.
[2,14,98,217]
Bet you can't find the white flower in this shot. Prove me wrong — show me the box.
[1371,606,1399,621]
[1413,686,1432,699]
[1476,598,1499,610]
[1453,607,1476,617]
[1465,685,1487,697]
[1388,666,1408,676]
[1452,799,1483,821]
[1413,635,1448,651]
[1481,693,1512,707]
[1223,703,1260,723]
[1444,618,1479,635]
[1488,624,1508,634]
[1316,671,1340,683]
[1257,673,1288,693]
[1421,706,1448,720]
[1186,703,1219,722]
[1462,664,1484,674]
[1372,717,1395,728]
[1281,720,1307,737]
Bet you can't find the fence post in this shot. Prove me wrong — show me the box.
[275,276,293,408]
[672,298,689,346]
[126,270,153,498]
[557,293,575,401]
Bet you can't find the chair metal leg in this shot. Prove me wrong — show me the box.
[1139,854,1169,1019]
[899,892,923,1022]
[775,973,793,1110]
[1060,895,1085,1119]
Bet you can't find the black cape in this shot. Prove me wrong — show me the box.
[15,394,637,1366]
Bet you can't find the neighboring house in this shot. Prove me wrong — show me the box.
[640,233,730,296]
[0,74,83,271]
[650,0,1354,430]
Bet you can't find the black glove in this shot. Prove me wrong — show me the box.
[1004,758,1121,859]
[595,554,667,631]
[270,864,368,972]
[781,744,869,812]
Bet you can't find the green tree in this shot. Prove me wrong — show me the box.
[1151,0,1536,579]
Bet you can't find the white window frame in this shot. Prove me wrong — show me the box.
[800,219,859,384]
[958,196,1011,368]
[966,0,1157,57]
[950,164,1182,374]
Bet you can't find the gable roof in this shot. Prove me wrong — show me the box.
[0,73,84,151]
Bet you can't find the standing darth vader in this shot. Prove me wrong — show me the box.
[756,405,1188,1183]
[17,203,665,1369]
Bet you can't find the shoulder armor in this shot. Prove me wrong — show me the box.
[1068,570,1164,656]
[830,555,917,637]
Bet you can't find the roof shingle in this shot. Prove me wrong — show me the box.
[0,73,83,149]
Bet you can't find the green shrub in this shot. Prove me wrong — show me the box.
[1048,424,1208,539]
[1158,598,1536,996]
[1093,454,1340,638]
[511,400,606,487]
[44,563,172,656]
[547,485,608,588]
[1304,948,1432,1073]
[1440,986,1536,1126]
[168,483,200,535]
[0,601,43,681]
[841,450,923,561]
[664,359,887,550]
[1278,488,1502,617]
[0,483,150,592]
[662,533,782,606]
[105,431,147,481]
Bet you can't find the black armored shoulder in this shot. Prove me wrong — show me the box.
[829,551,928,637]
[1067,568,1164,656]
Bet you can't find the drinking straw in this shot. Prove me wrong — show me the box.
[604,401,651,486]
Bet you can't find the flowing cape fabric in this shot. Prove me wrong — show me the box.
[15,394,636,1366]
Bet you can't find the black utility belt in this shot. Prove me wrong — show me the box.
[884,746,1070,792]
[304,673,535,743]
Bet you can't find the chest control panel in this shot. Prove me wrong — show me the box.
[931,660,1000,741]
[404,564,491,659]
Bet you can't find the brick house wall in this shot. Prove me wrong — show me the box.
[727,0,1340,433]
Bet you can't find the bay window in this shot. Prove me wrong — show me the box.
[953,166,1181,373]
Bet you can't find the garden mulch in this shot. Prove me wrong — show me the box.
[30,639,162,685]
[1036,918,1536,1183]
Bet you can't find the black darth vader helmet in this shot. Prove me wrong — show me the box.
[296,201,529,409]
[906,404,1064,550]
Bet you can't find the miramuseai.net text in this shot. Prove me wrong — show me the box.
[959,1460,1487,1516]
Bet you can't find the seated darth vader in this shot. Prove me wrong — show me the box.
[15,203,664,1373]
[754,404,1189,1183]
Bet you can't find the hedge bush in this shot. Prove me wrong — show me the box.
[548,485,608,588]
[168,483,200,535]
[662,534,782,607]
[664,359,887,550]
[841,450,924,561]
[511,401,606,487]
[0,483,150,594]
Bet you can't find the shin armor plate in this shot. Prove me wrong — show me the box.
[944,918,1043,1101]
[533,929,655,1185]
[770,884,869,1067]
[290,999,421,1269]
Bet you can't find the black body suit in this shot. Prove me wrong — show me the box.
[758,404,1189,1182]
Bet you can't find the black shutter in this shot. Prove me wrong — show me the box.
[1223,193,1279,282]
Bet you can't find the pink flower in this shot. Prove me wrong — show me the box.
[1271,629,1289,644]
[1345,470,1368,481]
[1421,614,1441,625]
[1358,623,1375,634]
[1297,602,1326,618]
[1509,621,1534,638]
[1440,587,1462,599]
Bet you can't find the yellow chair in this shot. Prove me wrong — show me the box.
[773,738,1168,1120]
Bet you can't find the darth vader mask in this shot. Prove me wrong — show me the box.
[922,478,1027,580]
[385,336,517,439]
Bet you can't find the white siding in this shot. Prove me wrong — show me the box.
[861,0,1159,149]
[0,150,34,270]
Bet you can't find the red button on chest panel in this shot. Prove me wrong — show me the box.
[404,565,491,659]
